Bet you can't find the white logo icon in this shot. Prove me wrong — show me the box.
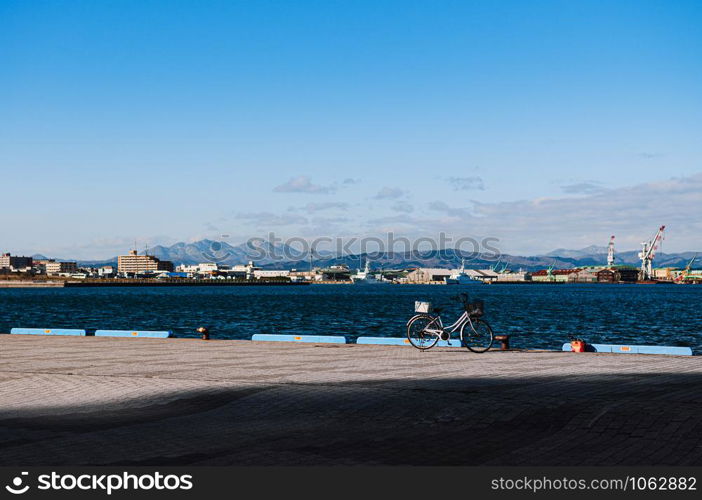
[5,472,29,495]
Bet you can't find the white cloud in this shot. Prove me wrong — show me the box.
[23,173,702,259]
[466,174,702,253]
[373,186,405,200]
[364,174,702,254]
[273,176,335,194]
[560,181,604,195]
[427,201,473,217]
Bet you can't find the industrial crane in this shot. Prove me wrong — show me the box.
[607,235,615,267]
[490,258,502,273]
[675,254,697,283]
[638,225,665,280]
[546,262,556,281]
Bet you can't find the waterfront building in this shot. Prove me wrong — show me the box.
[198,262,220,273]
[405,268,454,284]
[227,264,251,279]
[289,269,324,281]
[618,268,640,282]
[653,267,678,281]
[117,250,174,274]
[531,269,579,282]
[596,269,617,282]
[681,269,702,283]
[567,269,598,283]
[32,259,49,274]
[592,267,639,283]
[253,269,290,279]
[320,266,352,281]
[471,269,499,282]
[0,253,33,271]
[45,260,78,275]
[583,265,640,282]
[495,271,532,282]
[177,262,221,275]
[97,266,115,277]
[176,264,199,276]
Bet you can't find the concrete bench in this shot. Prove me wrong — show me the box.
[561,343,692,356]
[356,337,464,347]
[94,330,172,339]
[10,328,86,336]
[251,334,347,344]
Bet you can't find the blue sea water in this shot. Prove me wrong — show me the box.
[0,284,700,353]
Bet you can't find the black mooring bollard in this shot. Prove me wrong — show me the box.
[494,335,510,350]
[197,327,210,340]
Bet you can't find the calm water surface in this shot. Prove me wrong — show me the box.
[0,284,700,352]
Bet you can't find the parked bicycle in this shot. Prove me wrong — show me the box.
[406,293,494,352]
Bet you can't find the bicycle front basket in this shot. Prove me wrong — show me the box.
[466,299,484,317]
[415,301,431,313]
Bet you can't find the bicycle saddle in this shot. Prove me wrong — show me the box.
[432,307,444,314]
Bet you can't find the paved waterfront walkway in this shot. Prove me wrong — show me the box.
[0,335,700,465]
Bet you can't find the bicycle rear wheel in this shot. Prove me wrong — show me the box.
[407,314,440,350]
[460,317,494,353]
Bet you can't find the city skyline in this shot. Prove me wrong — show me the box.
[2,1,701,258]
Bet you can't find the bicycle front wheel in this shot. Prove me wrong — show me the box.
[407,314,440,350]
[460,318,494,353]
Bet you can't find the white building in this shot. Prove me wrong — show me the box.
[98,266,115,277]
[253,269,290,279]
[495,271,531,282]
[405,268,454,284]
[46,260,78,275]
[0,253,33,272]
[461,269,499,282]
[176,262,223,276]
[198,262,220,273]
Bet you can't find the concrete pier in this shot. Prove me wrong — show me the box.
[0,334,700,465]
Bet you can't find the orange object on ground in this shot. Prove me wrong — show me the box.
[570,340,587,352]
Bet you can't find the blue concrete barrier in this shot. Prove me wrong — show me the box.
[10,328,86,336]
[356,337,464,347]
[251,334,347,344]
[561,343,692,356]
[631,345,693,356]
[357,337,412,346]
[95,330,172,338]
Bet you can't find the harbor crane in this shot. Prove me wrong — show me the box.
[607,235,615,267]
[546,262,556,281]
[675,254,697,283]
[490,258,502,273]
[638,225,665,280]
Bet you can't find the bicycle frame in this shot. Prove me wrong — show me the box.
[407,310,473,337]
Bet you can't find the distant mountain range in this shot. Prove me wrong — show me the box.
[54,239,700,272]
[543,245,609,258]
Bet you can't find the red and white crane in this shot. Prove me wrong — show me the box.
[638,225,665,280]
[607,235,615,267]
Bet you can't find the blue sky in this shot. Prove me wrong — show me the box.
[1,0,701,259]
